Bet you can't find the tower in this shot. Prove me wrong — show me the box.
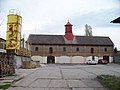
[6,9,22,54]
[64,21,74,40]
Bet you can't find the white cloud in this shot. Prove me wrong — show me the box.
[0,0,120,49]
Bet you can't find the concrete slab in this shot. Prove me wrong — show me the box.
[49,88,71,90]
[7,64,120,90]
[0,80,13,83]
[72,88,94,90]
[94,88,109,90]
[8,87,49,90]
[48,79,68,88]
[9,87,72,90]
[67,80,88,88]
[30,79,50,88]
[62,68,96,79]
[81,79,103,88]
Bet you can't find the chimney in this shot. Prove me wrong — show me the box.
[64,21,74,40]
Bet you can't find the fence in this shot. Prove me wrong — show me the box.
[114,56,120,63]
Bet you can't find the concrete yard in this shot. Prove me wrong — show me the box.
[8,64,120,90]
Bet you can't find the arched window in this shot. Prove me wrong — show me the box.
[49,47,53,53]
[91,48,94,53]
[76,48,79,51]
[63,47,66,52]
[104,48,107,52]
[35,47,38,51]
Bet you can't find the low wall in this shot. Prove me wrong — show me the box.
[31,55,113,64]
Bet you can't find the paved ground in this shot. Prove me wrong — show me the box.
[8,64,120,90]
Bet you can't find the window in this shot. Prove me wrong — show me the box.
[91,48,94,53]
[35,47,38,51]
[49,47,53,53]
[76,48,79,51]
[63,47,66,52]
[104,48,107,52]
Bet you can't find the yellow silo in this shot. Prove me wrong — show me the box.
[6,9,22,54]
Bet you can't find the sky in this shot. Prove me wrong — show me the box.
[0,0,120,49]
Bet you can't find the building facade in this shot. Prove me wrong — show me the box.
[0,38,6,53]
[28,21,114,64]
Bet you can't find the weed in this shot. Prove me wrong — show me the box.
[97,75,120,90]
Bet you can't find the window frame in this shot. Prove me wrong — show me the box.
[63,47,66,52]
[49,47,53,53]
[91,48,94,53]
[104,48,107,52]
[76,47,79,52]
[35,47,39,51]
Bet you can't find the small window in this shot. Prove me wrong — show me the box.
[76,48,79,51]
[49,47,53,53]
[104,48,107,52]
[63,47,66,52]
[91,48,94,53]
[35,47,38,51]
[4,45,6,49]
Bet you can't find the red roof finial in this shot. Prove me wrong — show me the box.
[65,20,72,26]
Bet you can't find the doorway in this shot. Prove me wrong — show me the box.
[103,56,109,63]
[47,56,55,64]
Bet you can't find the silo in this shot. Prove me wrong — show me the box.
[6,9,22,54]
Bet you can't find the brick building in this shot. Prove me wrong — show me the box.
[28,21,114,64]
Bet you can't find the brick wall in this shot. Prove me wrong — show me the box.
[31,44,114,57]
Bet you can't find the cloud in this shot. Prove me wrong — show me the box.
[1,0,120,49]
[71,8,120,28]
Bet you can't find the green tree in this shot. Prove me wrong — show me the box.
[114,47,118,54]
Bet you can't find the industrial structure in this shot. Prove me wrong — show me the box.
[0,9,32,78]
[28,21,114,64]
[6,9,21,54]
[6,9,31,57]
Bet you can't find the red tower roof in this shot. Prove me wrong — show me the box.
[65,21,73,26]
[64,21,74,40]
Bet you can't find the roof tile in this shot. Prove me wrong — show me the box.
[28,34,114,46]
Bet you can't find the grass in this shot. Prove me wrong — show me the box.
[7,74,17,76]
[97,75,120,90]
[0,75,24,90]
[14,77,23,82]
[0,84,11,90]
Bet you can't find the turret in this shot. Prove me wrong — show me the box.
[64,21,74,40]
